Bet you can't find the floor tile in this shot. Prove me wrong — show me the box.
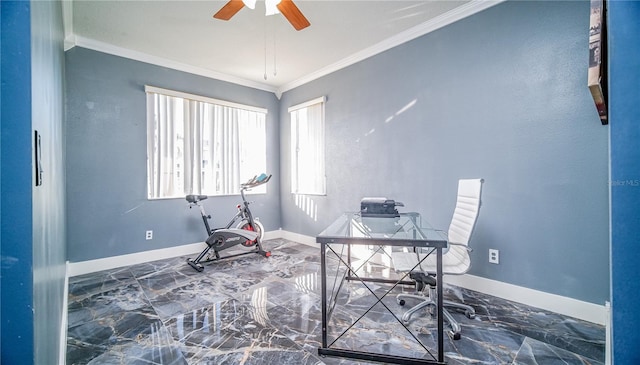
[67,239,605,365]
[67,279,151,329]
[163,298,324,365]
[137,273,235,321]
[67,307,186,365]
[513,337,604,365]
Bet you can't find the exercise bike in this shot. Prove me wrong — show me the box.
[186,173,272,272]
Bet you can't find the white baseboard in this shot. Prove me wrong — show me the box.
[59,261,69,365]
[262,229,282,242]
[279,230,317,247]
[444,274,606,325]
[68,230,287,277]
[68,241,206,277]
[281,232,606,325]
[66,230,606,326]
[605,301,611,364]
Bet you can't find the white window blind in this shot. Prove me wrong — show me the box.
[289,97,326,195]
[146,86,267,199]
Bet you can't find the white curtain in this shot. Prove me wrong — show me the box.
[147,93,184,198]
[291,101,325,195]
[239,110,267,186]
[147,91,266,199]
[211,106,241,195]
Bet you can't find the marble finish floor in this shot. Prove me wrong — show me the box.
[67,239,605,364]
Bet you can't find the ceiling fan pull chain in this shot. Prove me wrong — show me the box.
[264,15,268,80]
[273,16,277,77]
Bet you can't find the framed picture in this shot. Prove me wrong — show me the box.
[588,0,608,125]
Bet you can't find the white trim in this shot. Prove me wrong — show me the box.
[287,96,326,113]
[67,230,284,277]
[64,1,503,97]
[277,0,506,95]
[68,242,205,277]
[605,301,611,364]
[262,229,281,242]
[286,232,606,325]
[64,34,76,52]
[67,230,291,276]
[145,85,268,114]
[59,261,69,365]
[280,230,317,247]
[65,229,605,325]
[67,36,278,94]
[445,274,607,325]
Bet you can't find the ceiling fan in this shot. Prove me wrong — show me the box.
[213,0,311,31]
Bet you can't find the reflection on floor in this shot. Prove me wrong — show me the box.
[67,239,605,365]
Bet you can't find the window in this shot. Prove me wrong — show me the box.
[146,86,267,199]
[289,96,326,195]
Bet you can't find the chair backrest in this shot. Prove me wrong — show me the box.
[447,179,483,246]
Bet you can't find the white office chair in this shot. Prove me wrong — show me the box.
[391,178,484,340]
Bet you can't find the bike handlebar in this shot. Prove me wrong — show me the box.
[241,173,272,190]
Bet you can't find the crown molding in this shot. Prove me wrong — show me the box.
[67,36,279,94]
[275,0,506,96]
[63,0,505,97]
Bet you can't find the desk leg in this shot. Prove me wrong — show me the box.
[437,247,444,363]
[347,243,352,277]
[321,242,328,348]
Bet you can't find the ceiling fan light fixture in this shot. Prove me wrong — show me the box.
[265,0,281,16]
[213,0,308,31]
[242,0,257,10]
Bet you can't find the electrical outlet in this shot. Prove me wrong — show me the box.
[146,230,153,240]
[489,249,499,264]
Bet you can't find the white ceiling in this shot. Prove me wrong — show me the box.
[64,0,502,95]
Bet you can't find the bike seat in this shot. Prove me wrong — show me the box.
[185,194,208,203]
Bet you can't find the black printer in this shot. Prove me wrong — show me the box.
[360,197,404,218]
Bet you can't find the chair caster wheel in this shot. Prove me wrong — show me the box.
[450,332,461,340]
[398,299,405,306]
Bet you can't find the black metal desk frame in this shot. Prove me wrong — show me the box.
[316,213,448,365]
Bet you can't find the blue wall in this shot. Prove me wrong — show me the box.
[65,48,282,262]
[1,1,35,361]
[279,1,609,305]
[1,1,67,363]
[608,1,640,362]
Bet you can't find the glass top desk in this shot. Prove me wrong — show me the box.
[316,212,448,365]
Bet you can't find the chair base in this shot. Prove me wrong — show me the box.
[397,286,475,340]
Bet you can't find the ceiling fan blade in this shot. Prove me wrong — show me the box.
[276,0,310,31]
[213,0,245,20]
